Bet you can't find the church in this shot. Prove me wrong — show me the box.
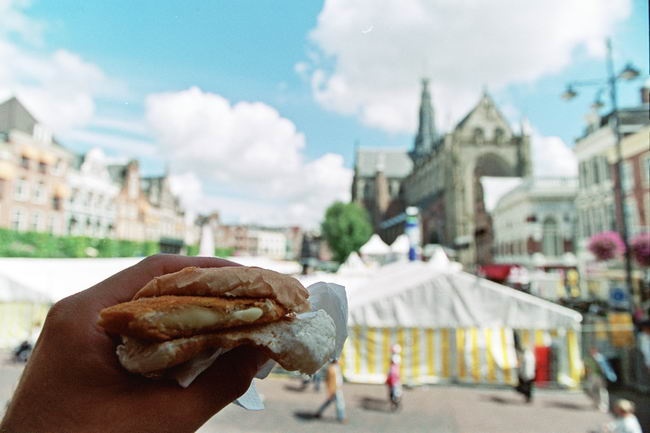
[351,79,532,269]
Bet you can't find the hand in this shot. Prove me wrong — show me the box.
[1,254,269,433]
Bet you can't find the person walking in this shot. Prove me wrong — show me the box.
[638,320,650,375]
[386,357,402,411]
[515,345,536,403]
[314,359,346,423]
[584,347,617,413]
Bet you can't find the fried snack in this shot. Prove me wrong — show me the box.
[98,266,336,377]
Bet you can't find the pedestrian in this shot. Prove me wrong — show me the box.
[386,357,402,411]
[314,358,346,423]
[638,320,650,375]
[584,346,616,413]
[601,399,643,433]
[0,255,270,433]
[515,344,536,403]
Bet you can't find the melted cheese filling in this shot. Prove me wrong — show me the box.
[156,306,264,329]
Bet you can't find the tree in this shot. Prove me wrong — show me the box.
[321,201,373,263]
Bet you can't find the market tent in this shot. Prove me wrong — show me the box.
[0,256,302,349]
[341,260,582,388]
[337,252,369,275]
[0,272,54,349]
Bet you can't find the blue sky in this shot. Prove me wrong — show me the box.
[1,0,647,228]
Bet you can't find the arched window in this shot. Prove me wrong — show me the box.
[542,217,560,257]
[473,127,484,144]
[494,127,504,144]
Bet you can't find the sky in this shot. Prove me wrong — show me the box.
[0,0,648,229]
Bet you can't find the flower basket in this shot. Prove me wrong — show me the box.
[587,231,625,261]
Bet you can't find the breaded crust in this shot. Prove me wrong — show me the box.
[99,296,286,341]
[117,310,336,375]
[133,266,311,313]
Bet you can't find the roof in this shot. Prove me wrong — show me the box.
[0,97,38,135]
[346,261,582,329]
[355,147,412,178]
[455,91,513,135]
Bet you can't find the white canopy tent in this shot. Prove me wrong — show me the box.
[337,251,369,275]
[340,260,582,388]
[0,256,302,349]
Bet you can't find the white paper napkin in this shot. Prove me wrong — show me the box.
[172,282,348,410]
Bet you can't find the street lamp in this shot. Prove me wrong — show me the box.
[562,38,641,312]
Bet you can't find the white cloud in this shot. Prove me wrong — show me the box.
[148,87,352,228]
[303,0,631,133]
[531,132,578,178]
[0,1,123,134]
[60,130,158,158]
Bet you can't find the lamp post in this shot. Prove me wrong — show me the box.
[562,38,640,313]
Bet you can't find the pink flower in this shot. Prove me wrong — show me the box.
[587,231,625,261]
[630,232,650,267]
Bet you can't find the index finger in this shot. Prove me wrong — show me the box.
[81,254,242,309]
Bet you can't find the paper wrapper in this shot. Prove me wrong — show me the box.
[171,282,348,410]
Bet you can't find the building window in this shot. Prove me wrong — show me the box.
[621,161,633,192]
[624,200,639,236]
[20,156,29,169]
[31,212,42,232]
[592,158,600,184]
[38,161,47,174]
[473,128,484,144]
[644,156,650,186]
[494,127,504,144]
[14,178,28,201]
[33,181,46,204]
[52,196,62,210]
[11,208,25,231]
[542,217,560,257]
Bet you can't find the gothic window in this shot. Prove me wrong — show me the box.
[494,127,504,144]
[542,216,560,257]
[473,127,484,144]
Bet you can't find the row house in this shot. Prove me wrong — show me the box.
[0,98,74,236]
[209,217,302,260]
[574,82,650,306]
[0,97,190,252]
[575,83,649,243]
[67,148,119,238]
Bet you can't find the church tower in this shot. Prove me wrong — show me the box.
[410,78,437,162]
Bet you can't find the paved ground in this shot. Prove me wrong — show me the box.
[4,359,646,433]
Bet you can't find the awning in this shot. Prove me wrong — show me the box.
[0,161,16,180]
[21,145,39,160]
[39,151,56,165]
[53,183,70,198]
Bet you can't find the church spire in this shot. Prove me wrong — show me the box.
[411,78,437,161]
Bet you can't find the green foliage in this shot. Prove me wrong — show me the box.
[0,228,164,258]
[214,247,234,257]
[321,201,373,263]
